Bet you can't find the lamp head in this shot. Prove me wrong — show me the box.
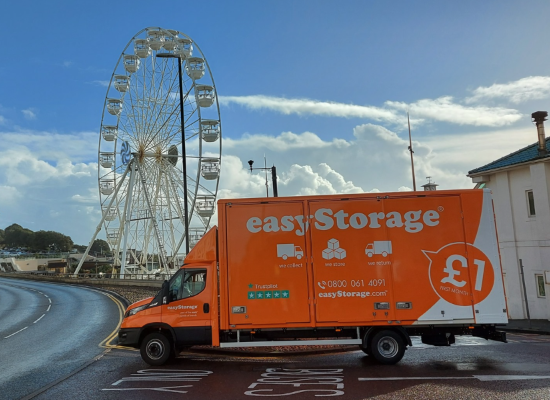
[248,160,254,171]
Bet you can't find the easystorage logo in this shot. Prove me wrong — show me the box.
[318,290,388,298]
[246,208,440,236]
[167,305,198,310]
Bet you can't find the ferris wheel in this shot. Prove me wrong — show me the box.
[77,27,221,276]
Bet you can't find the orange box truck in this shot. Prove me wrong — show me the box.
[118,189,508,365]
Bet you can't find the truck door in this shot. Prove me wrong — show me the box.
[308,199,396,324]
[225,201,311,326]
[161,266,212,345]
[383,195,475,323]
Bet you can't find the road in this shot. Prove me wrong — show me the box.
[34,333,550,399]
[0,277,124,399]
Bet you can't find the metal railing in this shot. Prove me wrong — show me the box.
[4,271,172,281]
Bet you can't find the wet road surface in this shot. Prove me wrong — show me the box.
[35,333,550,399]
[0,278,124,399]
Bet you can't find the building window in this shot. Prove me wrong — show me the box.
[526,190,536,216]
[474,182,486,189]
[536,274,546,298]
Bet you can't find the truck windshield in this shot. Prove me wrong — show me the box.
[168,268,207,302]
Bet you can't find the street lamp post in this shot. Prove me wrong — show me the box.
[248,160,278,197]
[156,53,190,255]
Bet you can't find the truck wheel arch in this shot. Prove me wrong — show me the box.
[138,323,177,348]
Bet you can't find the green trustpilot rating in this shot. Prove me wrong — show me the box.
[248,290,289,299]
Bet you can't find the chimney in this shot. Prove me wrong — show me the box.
[531,111,548,156]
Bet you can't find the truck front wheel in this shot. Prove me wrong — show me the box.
[369,330,405,365]
[141,332,172,366]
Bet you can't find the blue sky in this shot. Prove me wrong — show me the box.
[1,0,550,245]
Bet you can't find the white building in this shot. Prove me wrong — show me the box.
[468,111,550,320]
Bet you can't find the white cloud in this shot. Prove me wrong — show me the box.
[0,128,104,244]
[0,115,6,125]
[216,156,365,205]
[21,109,37,120]
[224,131,350,151]
[90,80,110,87]
[0,129,98,162]
[221,124,430,198]
[0,185,21,205]
[421,126,536,174]
[71,187,99,204]
[278,163,364,196]
[63,61,73,68]
[219,121,540,202]
[219,95,401,123]
[466,76,550,104]
[221,94,522,127]
[385,97,522,127]
[0,72,541,246]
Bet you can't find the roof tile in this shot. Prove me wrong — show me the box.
[468,137,550,175]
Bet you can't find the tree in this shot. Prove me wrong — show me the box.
[4,224,33,248]
[91,239,110,255]
[72,244,87,252]
[31,230,73,252]
[0,229,4,245]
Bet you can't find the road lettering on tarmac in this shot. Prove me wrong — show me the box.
[245,368,344,397]
[102,369,212,394]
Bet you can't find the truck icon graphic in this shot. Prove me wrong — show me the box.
[365,241,392,257]
[277,244,304,260]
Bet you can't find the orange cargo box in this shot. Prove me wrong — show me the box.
[218,189,507,330]
[119,188,508,366]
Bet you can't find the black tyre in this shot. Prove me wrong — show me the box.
[359,343,369,355]
[140,332,172,366]
[369,330,405,365]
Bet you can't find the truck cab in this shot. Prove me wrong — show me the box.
[118,229,218,365]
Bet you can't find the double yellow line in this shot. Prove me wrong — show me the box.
[99,293,137,350]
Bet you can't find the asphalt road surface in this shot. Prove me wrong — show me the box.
[0,277,124,399]
[33,333,550,399]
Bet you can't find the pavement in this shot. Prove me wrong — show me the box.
[498,319,550,335]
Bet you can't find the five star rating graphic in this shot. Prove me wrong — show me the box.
[248,289,290,300]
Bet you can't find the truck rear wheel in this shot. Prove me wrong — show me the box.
[369,330,405,365]
[140,332,172,366]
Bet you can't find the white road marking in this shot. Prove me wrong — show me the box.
[358,375,550,382]
[4,326,28,338]
[359,377,473,381]
[44,295,49,298]
[102,386,192,393]
[246,368,345,397]
[48,298,51,304]
[103,369,212,393]
[34,314,45,323]
[475,375,550,381]
[47,305,51,312]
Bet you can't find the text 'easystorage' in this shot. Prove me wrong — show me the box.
[246,208,440,236]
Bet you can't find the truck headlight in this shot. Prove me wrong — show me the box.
[125,304,148,318]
